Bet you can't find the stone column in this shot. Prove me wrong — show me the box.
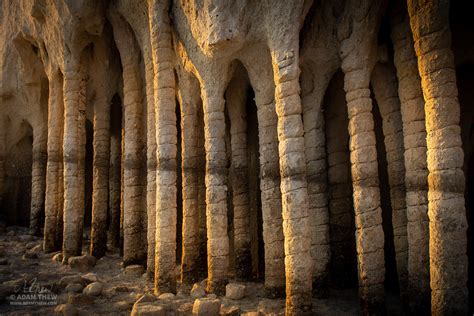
[62,60,87,261]
[271,47,312,315]
[148,0,178,294]
[256,99,286,298]
[43,73,64,253]
[111,14,146,266]
[29,125,47,236]
[371,63,408,298]
[200,83,229,294]
[390,9,429,310]
[226,79,252,280]
[90,96,110,259]
[342,67,385,311]
[178,71,201,284]
[108,113,121,249]
[408,0,469,313]
[302,86,330,295]
[144,50,157,279]
[245,57,285,298]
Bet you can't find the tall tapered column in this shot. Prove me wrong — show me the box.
[200,83,229,294]
[43,73,64,253]
[226,79,252,280]
[390,9,429,310]
[371,63,408,299]
[144,50,157,279]
[302,87,330,295]
[90,97,110,259]
[62,60,87,262]
[342,67,385,311]
[178,71,201,284]
[29,126,47,236]
[149,0,178,293]
[108,109,122,249]
[408,1,469,314]
[111,13,146,265]
[256,99,285,297]
[271,47,312,315]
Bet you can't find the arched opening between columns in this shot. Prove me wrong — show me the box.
[322,70,358,289]
[4,122,33,226]
[83,119,94,244]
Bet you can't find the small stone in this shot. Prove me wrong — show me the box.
[65,283,83,293]
[54,303,78,316]
[81,272,98,283]
[83,282,103,296]
[191,283,206,298]
[131,303,166,316]
[225,283,245,300]
[68,293,94,305]
[23,251,38,259]
[192,298,221,316]
[0,258,8,265]
[59,275,82,287]
[124,264,145,277]
[220,305,240,316]
[6,230,15,236]
[158,292,175,300]
[52,252,63,263]
[176,302,194,314]
[207,293,217,299]
[68,255,96,272]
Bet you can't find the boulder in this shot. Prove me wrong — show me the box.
[191,283,206,298]
[68,255,96,272]
[83,282,103,296]
[59,275,82,287]
[65,283,83,293]
[192,298,221,316]
[225,283,245,300]
[124,264,145,277]
[52,252,63,263]
[158,292,175,300]
[131,303,167,316]
[81,272,98,283]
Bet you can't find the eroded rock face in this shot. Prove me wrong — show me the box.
[1,0,473,315]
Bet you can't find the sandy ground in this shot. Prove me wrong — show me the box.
[0,225,396,315]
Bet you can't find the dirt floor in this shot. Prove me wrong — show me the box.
[0,224,398,315]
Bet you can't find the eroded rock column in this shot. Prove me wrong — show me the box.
[90,96,110,259]
[144,49,157,279]
[390,9,430,310]
[408,0,469,313]
[200,82,229,294]
[371,63,408,298]
[108,109,122,249]
[43,73,64,252]
[29,126,47,236]
[226,78,252,280]
[302,88,330,294]
[178,71,201,283]
[149,0,178,293]
[111,14,146,265]
[342,67,385,310]
[62,60,87,261]
[271,48,312,315]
